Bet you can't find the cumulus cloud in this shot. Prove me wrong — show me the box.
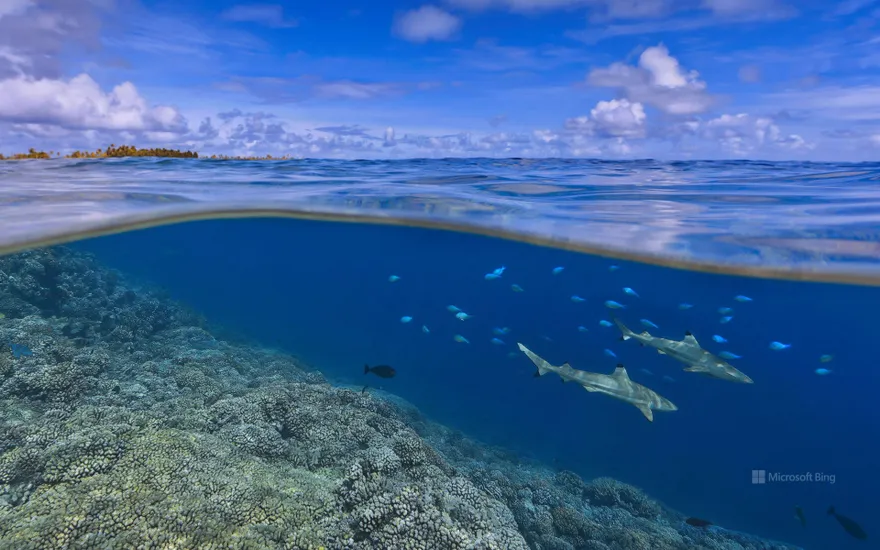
[393,5,461,43]
[0,74,187,132]
[565,99,646,138]
[587,44,714,115]
[702,113,813,155]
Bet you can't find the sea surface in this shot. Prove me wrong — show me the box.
[1,157,879,549]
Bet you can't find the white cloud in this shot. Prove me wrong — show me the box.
[587,44,713,115]
[393,5,461,43]
[703,113,814,155]
[0,0,31,20]
[0,74,188,132]
[565,98,646,138]
[767,86,880,121]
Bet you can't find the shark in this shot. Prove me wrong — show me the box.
[612,316,754,384]
[516,343,678,422]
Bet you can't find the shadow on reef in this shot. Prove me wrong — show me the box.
[0,248,800,549]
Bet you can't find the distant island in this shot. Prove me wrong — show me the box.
[0,144,295,161]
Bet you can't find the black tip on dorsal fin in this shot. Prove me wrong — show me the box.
[617,363,624,368]
[685,331,693,336]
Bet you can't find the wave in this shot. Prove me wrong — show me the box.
[2,157,880,285]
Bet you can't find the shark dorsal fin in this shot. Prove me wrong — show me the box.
[612,364,631,381]
[683,331,699,346]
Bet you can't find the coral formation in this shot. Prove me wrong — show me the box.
[0,248,801,549]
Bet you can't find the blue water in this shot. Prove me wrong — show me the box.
[73,216,877,550]
[3,157,880,549]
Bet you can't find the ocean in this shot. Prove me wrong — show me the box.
[0,157,878,549]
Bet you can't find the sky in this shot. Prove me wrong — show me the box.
[0,0,879,160]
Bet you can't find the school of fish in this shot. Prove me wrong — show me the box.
[388,262,835,423]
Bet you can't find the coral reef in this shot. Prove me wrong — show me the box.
[0,248,801,549]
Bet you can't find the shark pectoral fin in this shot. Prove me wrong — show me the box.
[656,349,666,355]
[636,404,654,422]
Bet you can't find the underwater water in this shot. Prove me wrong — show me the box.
[1,158,879,549]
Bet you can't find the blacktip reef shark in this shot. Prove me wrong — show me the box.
[611,315,754,384]
[516,343,677,422]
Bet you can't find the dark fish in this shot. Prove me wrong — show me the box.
[685,517,712,528]
[794,505,806,527]
[364,364,396,379]
[828,506,867,540]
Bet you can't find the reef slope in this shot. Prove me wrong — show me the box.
[0,248,800,550]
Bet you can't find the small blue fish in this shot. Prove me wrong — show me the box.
[734,295,752,302]
[9,343,32,358]
[720,316,733,324]
[639,319,658,329]
[447,305,461,313]
[640,368,653,376]
[422,325,430,334]
[609,265,620,271]
[453,334,470,344]
[493,266,506,276]
[599,320,613,327]
[718,307,734,315]
[388,275,401,283]
[510,284,524,292]
[484,272,502,281]
[400,316,413,323]
[571,295,585,303]
[604,348,617,358]
[491,337,505,345]
[577,326,589,332]
[541,335,553,342]
[493,327,511,335]
[552,266,565,275]
[820,354,834,363]
[678,303,693,310]
[712,335,727,344]
[662,375,675,383]
[623,287,639,298]
[815,368,832,375]
[769,341,791,351]
[455,312,473,321]
[604,300,625,309]
[718,351,741,360]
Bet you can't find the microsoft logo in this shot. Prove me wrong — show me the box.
[750,469,835,485]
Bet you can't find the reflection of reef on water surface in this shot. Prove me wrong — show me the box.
[0,248,799,549]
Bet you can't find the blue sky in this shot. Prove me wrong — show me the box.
[0,0,879,159]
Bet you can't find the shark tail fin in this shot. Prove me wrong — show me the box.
[611,315,635,341]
